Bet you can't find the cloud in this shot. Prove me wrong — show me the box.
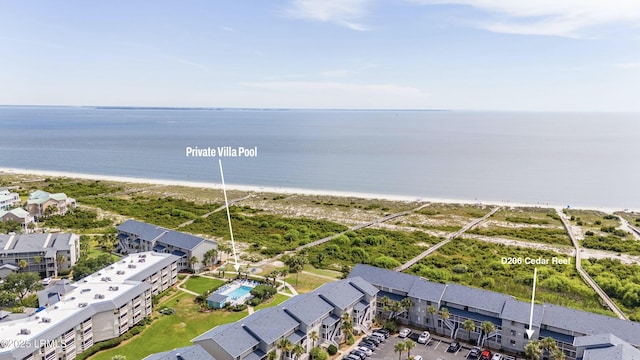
[409,0,640,37]
[319,64,379,78]
[239,81,430,108]
[283,0,372,30]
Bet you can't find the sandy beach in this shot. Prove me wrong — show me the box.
[0,167,632,213]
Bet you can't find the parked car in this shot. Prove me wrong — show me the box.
[369,333,385,342]
[480,350,492,360]
[344,355,360,360]
[398,328,412,338]
[373,328,390,338]
[350,350,367,360]
[359,341,376,350]
[491,354,504,360]
[417,331,431,344]
[447,341,461,352]
[413,356,423,360]
[357,347,373,356]
[365,336,381,345]
[467,347,482,359]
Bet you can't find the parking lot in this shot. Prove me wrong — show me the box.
[349,330,519,360]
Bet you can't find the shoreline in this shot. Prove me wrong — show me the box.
[0,167,632,213]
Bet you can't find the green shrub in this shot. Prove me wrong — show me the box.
[327,344,338,355]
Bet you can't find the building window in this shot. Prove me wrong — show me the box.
[510,340,516,345]
[510,330,516,336]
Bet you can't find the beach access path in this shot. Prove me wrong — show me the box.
[394,206,501,271]
[556,208,628,320]
[175,194,253,229]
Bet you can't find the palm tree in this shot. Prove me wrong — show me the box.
[401,297,413,321]
[268,351,277,360]
[427,305,437,331]
[551,349,566,360]
[309,331,319,348]
[18,259,28,270]
[463,319,475,342]
[189,256,198,271]
[393,342,406,360]
[439,307,450,337]
[524,340,542,360]
[481,321,495,348]
[292,343,305,360]
[390,301,403,320]
[277,339,293,360]
[541,336,558,357]
[56,254,66,270]
[285,254,308,287]
[204,249,218,269]
[404,340,416,358]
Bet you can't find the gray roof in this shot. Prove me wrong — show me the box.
[575,334,640,360]
[349,264,444,303]
[118,220,166,241]
[117,219,216,251]
[346,276,379,297]
[126,253,180,282]
[244,307,300,345]
[542,304,640,345]
[500,298,544,326]
[206,292,229,304]
[0,233,76,253]
[316,280,366,310]
[441,283,511,315]
[194,323,260,358]
[283,293,334,326]
[143,344,216,360]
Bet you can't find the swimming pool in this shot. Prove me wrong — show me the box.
[225,285,253,299]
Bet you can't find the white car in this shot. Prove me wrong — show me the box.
[491,354,504,360]
[398,328,412,338]
[413,356,423,360]
[417,331,431,344]
[357,347,373,356]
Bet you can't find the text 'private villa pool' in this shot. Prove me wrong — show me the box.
[206,280,257,309]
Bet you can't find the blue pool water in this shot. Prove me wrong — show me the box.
[226,285,253,299]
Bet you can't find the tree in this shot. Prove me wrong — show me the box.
[285,254,308,287]
[427,305,437,331]
[551,349,565,360]
[218,244,231,263]
[277,339,293,360]
[541,336,558,356]
[2,272,44,305]
[203,249,218,270]
[309,347,328,360]
[463,319,475,342]
[292,343,305,360]
[481,321,496,348]
[404,340,416,358]
[439,307,450,336]
[56,253,66,269]
[111,356,126,360]
[267,351,277,360]
[401,297,414,321]
[309,331,319,348]
[524,340,542,360]
[189,256,198,271]
[18,259,28,270]
[393,341,406,360]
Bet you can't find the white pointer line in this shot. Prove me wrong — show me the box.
[218,158,240,272]
[526,267,538,339]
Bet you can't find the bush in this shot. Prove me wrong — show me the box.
[327,344,338,355]
[309,347,329,360]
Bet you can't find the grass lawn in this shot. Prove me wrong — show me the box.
[285,271,336,294]
[303,264,342,279]
[181,276,226,294]
[254,293,291,311]
[90,291,249,360]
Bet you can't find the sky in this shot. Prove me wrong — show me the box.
[1,0,639,111]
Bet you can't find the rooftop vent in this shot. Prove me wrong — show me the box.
[140,254,146,258]
[42,317,51,323]
[78,303,88,308]
[20,329,31,335]
[108,286,119,291]
[81,288,91,293]
[128,264,136,269]
[94,294,105,299]
[116,270,125,275]
[138,259,146,263]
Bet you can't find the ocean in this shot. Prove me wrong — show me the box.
[0,106,638,209]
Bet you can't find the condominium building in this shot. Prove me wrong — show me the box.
[143,344,216,360]
[0,252,179,360]
[0,233,79,277]
[116,219,218,272]
[349,264,640,360]
[192,277,378,360]
[0,190,20,211]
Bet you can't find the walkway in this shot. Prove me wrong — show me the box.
[556,208,628,320]
[395,206,501,271]
[176,194,253,229]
